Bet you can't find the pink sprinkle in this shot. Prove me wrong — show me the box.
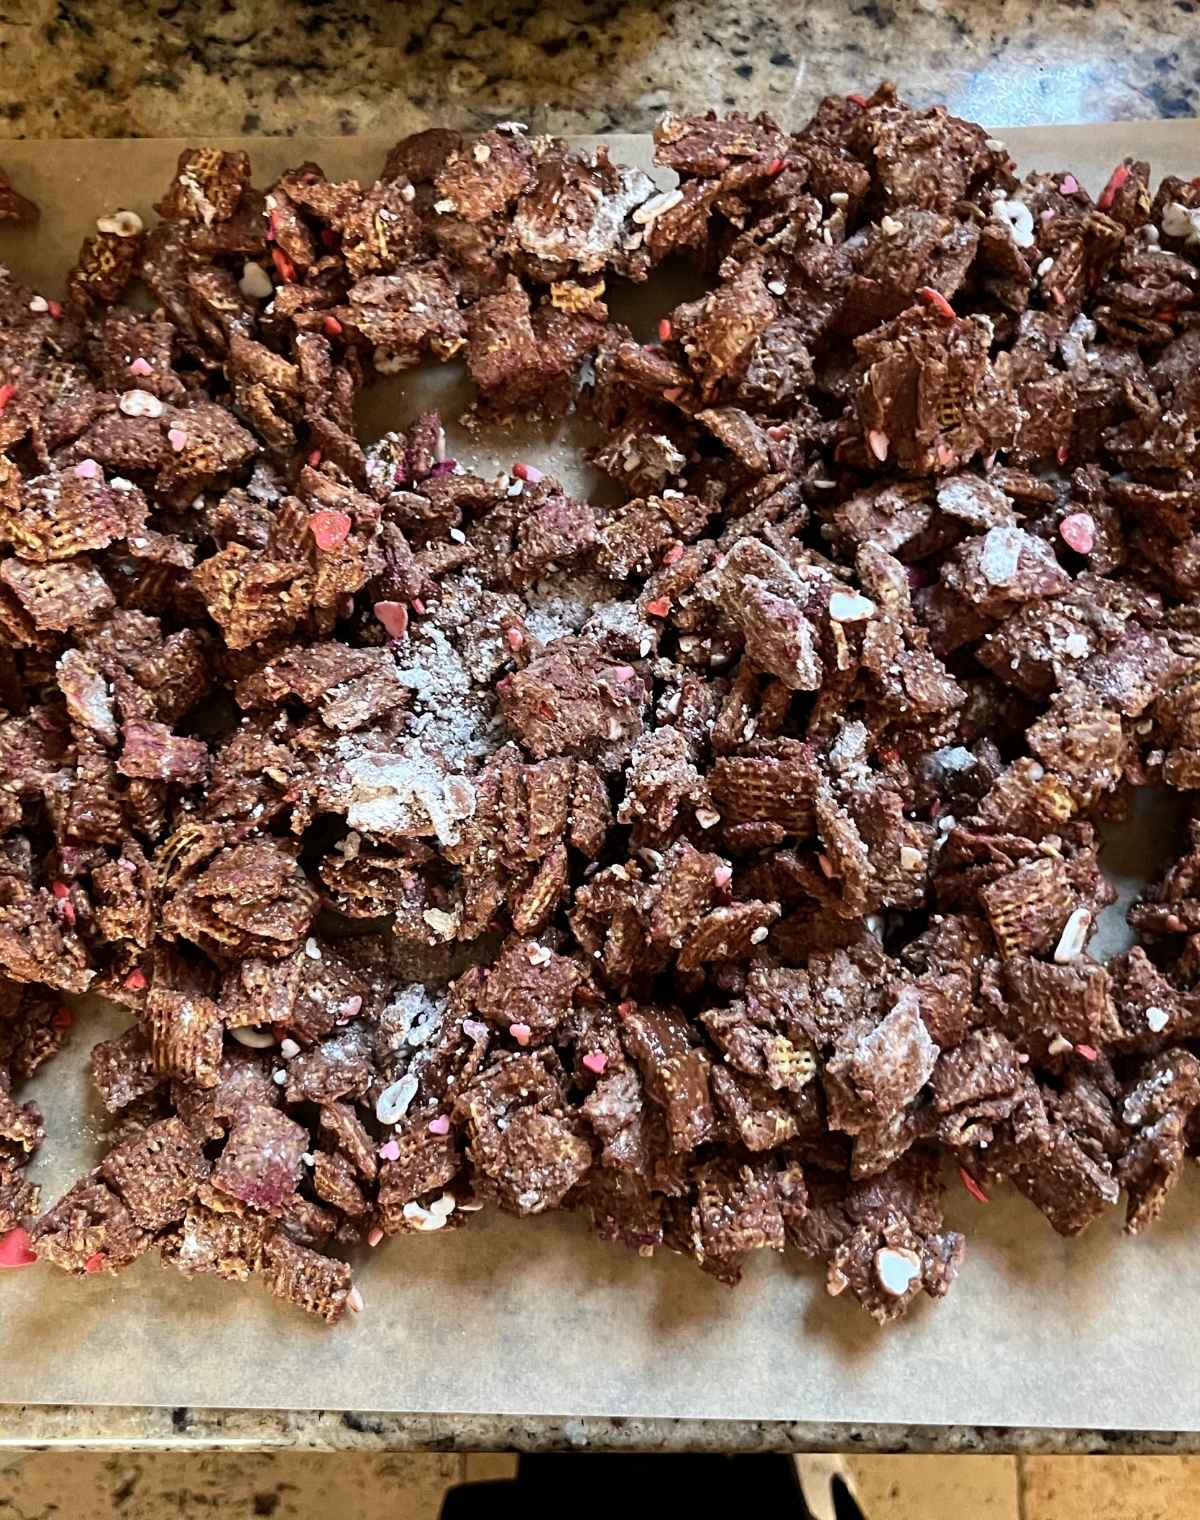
[662,387,683,402]
[1060,512,1095,555]
[73,458,100,479]
[128,356,153,376]
[378,1140,401,1162]
[936,443,958,469]
[167,427,188,452]
[51,880,69,899]
[505,626,525,651]
[347,1285,365,1314]
[368,1227,384,1247]
[512,461,543,483]
[510,1022,532,1046]
[0,1227,38,1269]
[410,597,427,616]
[374,600,409,639]
[323,314,343,336]
[1059,174,1079,195]
[308,510,352,550]
[714,865,733,889]
[308,449,322,467]
[124,967,147,991]
[817,853,834,878]
[428,1115,451,1136]
[84,1252,106,1274]
[582,1050,608,1075]
[658,318,672,341]
[867,429,890,462]
[1075,1043,1099,1061]
[47,299,63,319]
[617,1000,636,1016]
[611,664,637,683]
[1041,208,1057,224]
[338,995,363,1023]
[462,1018,489,1041]
[663,543,685,566]
[645,597,671,618]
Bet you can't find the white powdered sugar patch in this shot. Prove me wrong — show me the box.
[522,572,614,647]
[330,737,476,846]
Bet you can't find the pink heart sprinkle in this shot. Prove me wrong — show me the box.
[582,1051,607,1075]
[378,1140,401,1162]
[512,461,543,483]
[462,1018,489,1041]
[128,356,153,376]
[84,1252,106,1274]
[0,1226,37,1268]
[645,597,671,618]
[337,994,363,1023]
[374,600,409,639]
[428,1115,451,1135]
[308,510,352,550]
[1059,174,1079,195]
[1075,1043,1099,1061]
[167,427,188,452]
[663,543,685,565]
[505,626,525,650]
[611,665,637,683]
[1059,512,1095,555]
[73,458,100,479]
[713,865,733,889]
[124,968,147,991]
[510,1022,532,1047]
[368,1227,384,1247]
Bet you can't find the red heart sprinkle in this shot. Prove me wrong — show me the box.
[308,510,352,550]
[658,318,672,341]
[645,597,671,618]
[84,1252,106,1274]
[917,286,956,321]
[663,543,685,565]
[124,967,147,991]
[322,314,343,336]
[0,1227,38,1268]
[374,601,409,639]
[271,245,297,283]
[0,383,16,413]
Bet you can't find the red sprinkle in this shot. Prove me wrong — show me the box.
[645,596,671,618]
[1075,1043,1100,1061]
[47,299,63,319]
[767,156,785,176]
[83,1252,106,1274]
[512,461,543,483]
[663,543,685,566]
[959,1168,990,1205]
[581,1051,608,1076]
[661,387,683,403]
[1097,162,1130,211]
[322,314,343,336]
[505,626,525,651]
[1059,512,1095,555]
[368,1228,384,1247]
[308,449,322,467]
[308,510,352,550]
[52,1007,73,1029]
[0,383,16,413]
[270,245,297,283]
[124,967,147,991]
[658,318,672,341]
[374,601,409,640]
[51,880,70,899]
[846,93,868,109]
[917,286,956,321]
[1057,444,1071,467]
[428,1115,451,1136]
[0,1227,38,1269]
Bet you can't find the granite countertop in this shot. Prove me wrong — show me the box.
[0,0,1197,140]
[1,0,1198,1459]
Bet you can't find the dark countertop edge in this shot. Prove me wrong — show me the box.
[0,1406,1195,1454]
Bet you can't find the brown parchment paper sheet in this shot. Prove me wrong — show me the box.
[2,124,1200,1427]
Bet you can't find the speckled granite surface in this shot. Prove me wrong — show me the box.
[1,0,1196,1459]
[0,0,1197,140]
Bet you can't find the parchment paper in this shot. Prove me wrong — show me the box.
[2,124,1200,1428]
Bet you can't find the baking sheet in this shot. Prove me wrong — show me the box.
[2,124,1200,1428]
